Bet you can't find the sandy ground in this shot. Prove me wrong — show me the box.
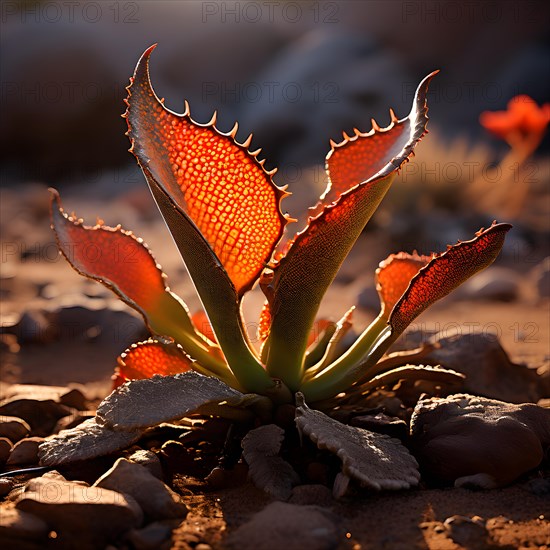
[1,185,549,549]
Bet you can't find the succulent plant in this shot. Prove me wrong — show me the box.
[42,46,511,496]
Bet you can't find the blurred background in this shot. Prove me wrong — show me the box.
[1,0,549,390]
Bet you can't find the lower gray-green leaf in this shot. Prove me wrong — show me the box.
[295,393,419,491]
[242,424,300,500]
[38,418,144,466]
[97,371,244,430]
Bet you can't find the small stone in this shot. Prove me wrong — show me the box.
[0,436,13,463]
[0,507,49,541]
[444,515,488,549]
[457,267,519,302]
[126,521,174,550]
[94,458,187,521]
[0,415,31,442]
[16,477,143,549]
[126,449,163,479]
[226,502,338,550]
[11,309,58,344]
[357,286,379,311]
[195,545,212,550]
[6,437,43,465]
[531,257,550,299]
[0,478,15,497]
[289,484,333,507]
[58,388,88,410]
[0,400,72,437]
[522,477,550,496]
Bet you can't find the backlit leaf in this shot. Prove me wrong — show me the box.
[125,45,288,296]
[262,72,437,388]
[389,223,512,336]
[113,339,193,388]
[376,252,430,319]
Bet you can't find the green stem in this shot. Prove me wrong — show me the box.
[300,314,391,401]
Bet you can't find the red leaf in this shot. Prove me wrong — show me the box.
[113,338,193,388]
[125,45,288,296]
[375,252,431,319]
[390,223,512,335]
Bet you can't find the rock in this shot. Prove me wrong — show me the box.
[94,458,187,521]
[405,329,545,404]
[522,477,550,496]
[443,515,488,549]
[10,309,58,344]
[0,415,31,442]
[289,484,334,507]
[126,449,163,480]
[531,257,550,299]
[0,478,14,497]
[356,286,380,311]
[226,502,339,550]
[0,436,14,463]
[0,400,72,437]
[16,477,143,549]
[6,437,43,466]
[0,507,49,542]
[126,521,175,550]
[58,388,88,410]
[457,266,520,301]
[410,394,550,488]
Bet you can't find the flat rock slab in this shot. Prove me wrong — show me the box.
[16,477,143,549]
[94,458,188,521]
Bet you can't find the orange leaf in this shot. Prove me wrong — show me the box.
[375,252,430,319]
[390,223,512,335]
[113,338,192,388]
[50,189,187,330]
[125,45,288,296]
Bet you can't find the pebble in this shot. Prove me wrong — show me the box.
[0,478,14,497]
[226,502,339,550]
[6,437,43,465]
[457,266,520,302]
[443,515,488,549]
[522,477,550,496]
[0,436,13,463]
[0,507,50,542]
[0,399,73,437]
[126,449,163,480]
[532,257,550,299]
[0,415,31,442]
[94,458,187,521]
[126,521,175,550]
[10,309,58,344]
[16,477,143,549]
[356,286,380,311]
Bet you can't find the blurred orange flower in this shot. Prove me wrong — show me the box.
[480,95,550,143]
